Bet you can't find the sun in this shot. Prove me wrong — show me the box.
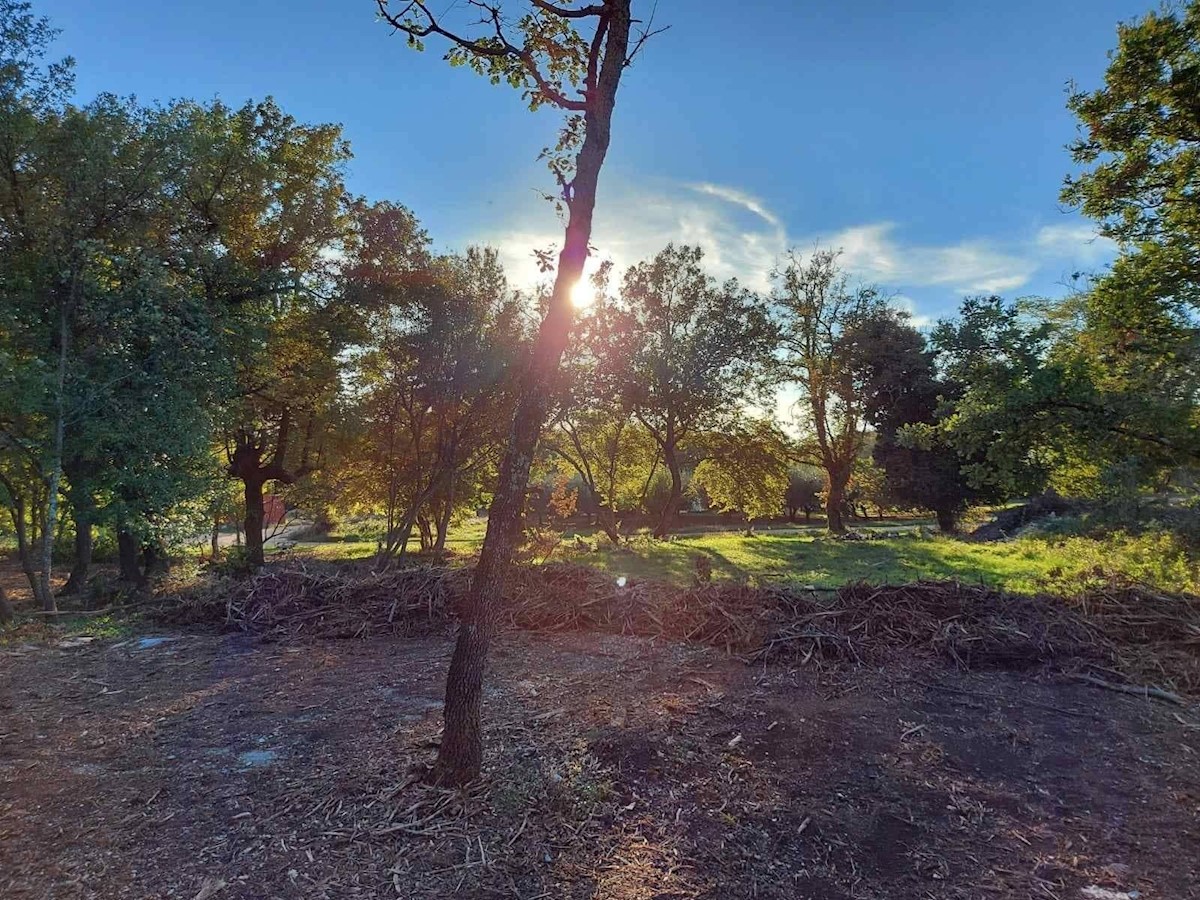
[570,279,596,310]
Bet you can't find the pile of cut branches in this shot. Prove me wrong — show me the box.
[506,564,805,654]
[174,560,466,639]
[174,560,1200,695]
[1062,582,1200,696]
[753,581,1105,670]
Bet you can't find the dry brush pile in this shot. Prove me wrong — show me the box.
[172,561,1200,697]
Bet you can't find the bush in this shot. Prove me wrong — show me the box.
[205,545,258,579]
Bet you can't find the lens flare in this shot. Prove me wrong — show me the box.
[570,280,595,309]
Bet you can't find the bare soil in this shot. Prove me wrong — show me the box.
[2,628,1198,899]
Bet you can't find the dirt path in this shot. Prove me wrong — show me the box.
[1,630,1197,899]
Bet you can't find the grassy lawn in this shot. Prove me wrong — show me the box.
[550,531,1079,593]
[290,515,1199,596]
[293,517,490,561]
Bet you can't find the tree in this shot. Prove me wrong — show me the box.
[775,249,885,534]
[541,282,657,543]
[543,404,656,542]
[376,0,654,785]
[1059,3,1200,476]
[784,467,823,522]
[1063,1,1200,312]
[0,8,207,608]
[170,98,352,568]
[839,308,977,532]
[921,294,1174,505]
[692,417,792,523]
[599,244,777,536]
[927,296,1062,497]
[348,242,526,559]
[933,293,1198,504]
[845,451,889,520]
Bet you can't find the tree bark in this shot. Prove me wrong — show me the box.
[211,514,221,560]
[6,491,46,609]
[825,470,849,535]
[117,529,143,588]
[935,507,959,534]
[433,483,454,555]
[38,297,72,613]
[0,586,12,624]
[228,407,307,569]
[142,541,168,580]
[243,476,266,567]
[653,441,682,538]
[432,2,631,787]
[60,504,93,597]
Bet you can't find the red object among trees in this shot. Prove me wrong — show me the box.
[263,494,286,527]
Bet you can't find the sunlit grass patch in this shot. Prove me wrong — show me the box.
[284,517,1198,597]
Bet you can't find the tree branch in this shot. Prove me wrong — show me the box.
[625,2,668,66]
[532,1,605,18]
[376,0,588,111]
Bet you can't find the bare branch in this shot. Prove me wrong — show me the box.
[626,2,668,66]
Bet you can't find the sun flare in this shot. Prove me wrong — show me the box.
[570,280,596,309]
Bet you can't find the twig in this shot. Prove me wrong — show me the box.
[1071,673,1186,707]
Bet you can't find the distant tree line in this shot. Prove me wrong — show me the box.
[2,0,1198,623]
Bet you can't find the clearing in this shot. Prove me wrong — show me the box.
[2,622,1198,899]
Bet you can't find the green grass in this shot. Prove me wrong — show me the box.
[556,531,1063,591]
[275,514,1200,596]
[293,516,490,561]
[548,528,1198,595]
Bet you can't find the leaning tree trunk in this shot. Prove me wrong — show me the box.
[8,494,46,610]
[653,442,682,538]
[597,504,621,544]
[433,482,454,555]
[432,5,631,787]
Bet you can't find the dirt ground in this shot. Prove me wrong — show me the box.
[1,628,1198,900]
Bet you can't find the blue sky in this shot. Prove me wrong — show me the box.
[39,0,1152,321]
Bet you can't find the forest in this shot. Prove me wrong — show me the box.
[1,2,1199,899]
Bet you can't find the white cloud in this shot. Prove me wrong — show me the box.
[479,180,788,294]
[892,294,935,329]
[472,179,1118,322]
[827,222,1035,294]
[1034,223,1117,265]
[687,182,784,231]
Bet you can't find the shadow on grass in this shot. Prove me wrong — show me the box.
[572,532,1062,594]
[289,523,1072,596]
